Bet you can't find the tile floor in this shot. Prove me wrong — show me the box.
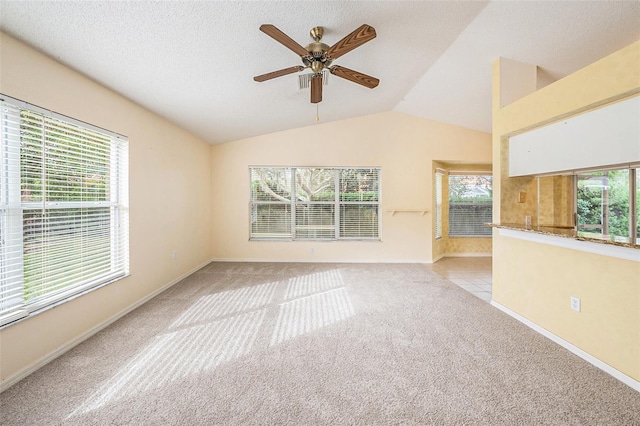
[426,256,492,302]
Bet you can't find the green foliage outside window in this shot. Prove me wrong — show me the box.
[577,170,630,240]
[20,111,110,203]
[448,174,492,237]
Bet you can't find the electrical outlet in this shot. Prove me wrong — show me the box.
[570,296,581,312]
[172,250,178,260]
[518,191,526,203]
[310,247,315,254]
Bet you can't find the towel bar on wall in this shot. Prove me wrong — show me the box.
[386,209,430,216]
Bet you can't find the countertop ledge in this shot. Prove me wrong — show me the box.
[487,223,639,249]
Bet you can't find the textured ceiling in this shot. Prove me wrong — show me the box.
[1,1,639,145]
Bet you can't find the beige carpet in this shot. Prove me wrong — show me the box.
[1,262,639,425]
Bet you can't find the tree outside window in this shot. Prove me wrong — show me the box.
[577,169,632,242]
[250,167,380,240]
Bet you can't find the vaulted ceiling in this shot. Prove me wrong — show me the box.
[1,1,638,145]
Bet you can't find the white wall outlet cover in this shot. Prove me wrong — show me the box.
[570,296,581,312]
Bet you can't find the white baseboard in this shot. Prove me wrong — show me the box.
[211,256,492,265]
[491,301,640,392]
[210,257,432,264]
[444,252,492,258]
[0,258,213,393]
[431,253,491,262]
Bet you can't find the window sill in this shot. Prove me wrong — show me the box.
[0,273,130,330]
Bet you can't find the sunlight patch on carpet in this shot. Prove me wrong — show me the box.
[70,308,266,416]
[270,287,355,346]
[170,280,277,328]
[284,269,345,300]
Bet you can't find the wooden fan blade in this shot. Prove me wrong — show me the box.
[254,66,304,82]
[327,24,376,59]
[330,65,379,89]
[311,74,323,103]
[260,24,309,57]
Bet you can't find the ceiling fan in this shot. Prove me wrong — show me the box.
[254,24,380,104]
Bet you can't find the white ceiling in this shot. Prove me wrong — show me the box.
[1,1,639,145]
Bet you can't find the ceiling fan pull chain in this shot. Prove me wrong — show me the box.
[316,103,319,122]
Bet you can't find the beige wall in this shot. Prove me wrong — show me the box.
[493,236,640,380]
[211,112,491,263]
[537,175,574,227]
[0,33,212,386]
[492,41,640,382]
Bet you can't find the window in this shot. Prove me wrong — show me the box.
[0,96,129,327]
[448,174,492,237]
[250,167,380,240]
[576,167,638,244]
[435,171,443,239]
[636,168,639,244]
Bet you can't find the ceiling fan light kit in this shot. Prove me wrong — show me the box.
[298,70,329,90]
[254,24,379,104]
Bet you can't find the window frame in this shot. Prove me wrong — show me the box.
[434,170,443,240]
[249,166,381,241]
[447,172,493,238]
[574,164,639,245]
[0,95,129,328]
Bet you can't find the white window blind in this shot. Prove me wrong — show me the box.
[250,168,293,239]
[295,168,336,239]
[448,174,492,237]
[339,168,379,239]
[0,96,129,327]
[250,167,380,240]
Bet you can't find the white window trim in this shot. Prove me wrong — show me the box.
[0,94,129,328]
[435,171,443,240]
[249,166,381,241]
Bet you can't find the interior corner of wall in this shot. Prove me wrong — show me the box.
[536,66,557,90]
[491,58,502,115]
[498,58,539,109]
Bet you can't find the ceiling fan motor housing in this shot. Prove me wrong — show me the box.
[304,27,332,75]
[304,41,331,74]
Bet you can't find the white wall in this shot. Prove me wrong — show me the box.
[509,95,640,176]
